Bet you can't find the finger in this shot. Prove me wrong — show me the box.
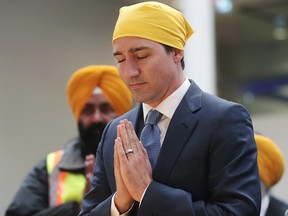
[85,154,94,160]
[123,121,137,154]
[114,138,124,194]
[115,136,129,164]
[139,141,153,177]
[126,121,142,155]
[118,124,132,154]
[118,120,137,159]
[119,122,131,150]
[85,155,95,170]
[117,120,126,137]
[86,154,96,164]
[85,159,94,168]
[127,121,139,139]
[117,124,121,137]
[114,138,120,170]
[122,121,139,159]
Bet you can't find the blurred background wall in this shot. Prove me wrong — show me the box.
[0,0,287,214]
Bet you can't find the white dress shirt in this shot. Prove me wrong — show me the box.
[260,181,270,216]
[142,78,190,145]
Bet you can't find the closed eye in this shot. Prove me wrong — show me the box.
[114,55,125,63]
[137,55,148,60]
[117,58,125,63]
[113,51,125,63]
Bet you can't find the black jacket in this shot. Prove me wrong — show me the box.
[266,196,288,216]
[5,137,85,216]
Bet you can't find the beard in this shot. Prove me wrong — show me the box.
[78,121,107,156]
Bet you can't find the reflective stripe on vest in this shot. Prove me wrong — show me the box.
[46,150,86,207]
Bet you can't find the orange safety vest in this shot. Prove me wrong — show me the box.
[46,150,86,207]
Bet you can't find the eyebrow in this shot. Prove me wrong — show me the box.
[113,46,150,56]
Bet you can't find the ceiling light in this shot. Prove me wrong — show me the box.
[273,15,287,40]
[215,0,233,14]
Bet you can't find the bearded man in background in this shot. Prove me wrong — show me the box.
[5,65,133,216]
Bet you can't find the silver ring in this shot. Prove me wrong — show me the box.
[125,148,134,154]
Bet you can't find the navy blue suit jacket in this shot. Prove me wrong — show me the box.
[79,81,261,216]
[266,196,288,216]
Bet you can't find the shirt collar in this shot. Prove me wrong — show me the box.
[142,78,190,121]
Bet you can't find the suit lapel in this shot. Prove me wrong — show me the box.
[153,81,203,182]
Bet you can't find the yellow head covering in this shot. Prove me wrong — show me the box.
[67,65,133,120]
[254,133,285,188]
[112,1,194,50]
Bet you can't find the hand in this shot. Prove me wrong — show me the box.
[84,154,95,194]
[116,119,153,201]
[114,136,134,213]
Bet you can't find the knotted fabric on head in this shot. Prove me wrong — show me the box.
[66,65,133,120]
[112,1,194,50]
[254,133,285,188]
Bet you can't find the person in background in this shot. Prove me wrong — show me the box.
[5,65,133,216]
[255,133,288,216]
[79,2,261,215]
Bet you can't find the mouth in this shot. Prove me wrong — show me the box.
[92,128,103,135]
[129,82,146,90]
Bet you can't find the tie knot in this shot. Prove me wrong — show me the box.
[146,109,162,125]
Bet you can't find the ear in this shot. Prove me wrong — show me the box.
[172,48,184,63]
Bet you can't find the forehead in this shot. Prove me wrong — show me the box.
[85,93,110,106]
[113,36,161,52]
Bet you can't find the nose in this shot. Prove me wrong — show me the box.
[92,108,103,123]
[125,59,139,78]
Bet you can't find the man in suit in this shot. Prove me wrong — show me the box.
[255,133,288,216]
[79,2,261,215]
